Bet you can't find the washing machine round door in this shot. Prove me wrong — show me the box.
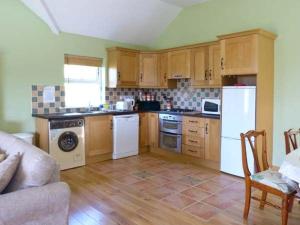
[58,131,79,152]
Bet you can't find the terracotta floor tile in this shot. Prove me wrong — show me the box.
[146,176,172,186]
[132,170,154,179]
[163,181,190,192]
[196,180,224,193]
[158,169,186,180]
[203,194,237,210]
[146,186,175,199]
[162,194,196,209]
[114,175,142,185]
[177,175,202,186]
[104,171,127,179]
[130,180,158,191]
[210,174,241,187]
[191,171,217,181]
[184,202,220,221]
[181,187,212,201]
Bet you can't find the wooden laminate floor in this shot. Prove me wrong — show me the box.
[61,153,300,225]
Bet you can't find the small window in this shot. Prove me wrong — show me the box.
[64,55,104,108]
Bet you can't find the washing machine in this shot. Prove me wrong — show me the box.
[49,118,85,170]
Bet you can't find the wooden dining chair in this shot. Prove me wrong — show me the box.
[284,129,300,154]
[241,130,298,225]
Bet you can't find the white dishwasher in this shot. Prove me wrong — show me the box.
[113,114,139,159]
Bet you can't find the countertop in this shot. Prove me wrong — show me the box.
[32,110,220,120]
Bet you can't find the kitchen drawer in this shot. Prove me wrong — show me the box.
[183,135,204,147]
[183,116,205,127]
[182,144,204,159]
[183,126,205,137]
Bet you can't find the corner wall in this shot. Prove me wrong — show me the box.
[152,0,300,165]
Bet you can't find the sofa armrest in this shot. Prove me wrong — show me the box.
[0,182,70,225]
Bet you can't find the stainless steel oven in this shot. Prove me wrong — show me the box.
[159,114,182,153]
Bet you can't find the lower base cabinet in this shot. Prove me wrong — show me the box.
[85,115,113,164]
[139,113,159,151]
[148,113,159,149]
[182,116,220,162]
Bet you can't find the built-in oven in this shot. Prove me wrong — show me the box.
[159,114,182,153]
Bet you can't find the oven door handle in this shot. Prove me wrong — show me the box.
[162,132,181,138]
[161,120,182,125]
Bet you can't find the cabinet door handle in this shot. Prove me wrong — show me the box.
[164,73,167,82]
[205,123,208,134]
[188,130,197,133]
[189,120,198,123]
[221,58,224,70]
[188,149,197,153]
[209,69,212,80]
[188,139,198,143]
[117,72,121,81]
[140,73,143,82]
[110,120,113,130]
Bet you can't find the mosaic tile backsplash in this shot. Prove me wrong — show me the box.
[32,80,220,114]
[105,79,221,111]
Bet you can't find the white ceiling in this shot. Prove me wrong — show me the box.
[21,0,209,45]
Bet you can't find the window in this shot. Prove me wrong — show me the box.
[64,55,104,108]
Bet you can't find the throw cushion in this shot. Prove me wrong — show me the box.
[0,153,21,193]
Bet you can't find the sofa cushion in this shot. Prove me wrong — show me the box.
[0,153,6,162]
[0,153,21,193]
[0,131,58,193]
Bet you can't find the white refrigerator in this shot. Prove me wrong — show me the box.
[221,86,256,177]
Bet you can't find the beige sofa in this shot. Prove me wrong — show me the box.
[0,131,70,225]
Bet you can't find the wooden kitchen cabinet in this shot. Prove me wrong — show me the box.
[204,118,220,162]
[148,113,159,149]
[139,53,158,87]
[219,34,258,76]
[168,49,191,79]
[191,44,221,87]
[107,47,139,88]
[208,44,222,86]
[139,113,149,152]
[191,46,209,86]
[85,115,113,164]
[159,52,177,88]
[182,116,206,159]
[182,116,220,162]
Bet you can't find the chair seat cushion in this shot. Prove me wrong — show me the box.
[251,169,299,194]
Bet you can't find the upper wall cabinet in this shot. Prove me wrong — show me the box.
[168,49,191,79]
[208,44,222,86]
[139,53,158,88]
[219,34,258,76]
[191,46,209,86]
[158,53,177,89]
[191,44,221,87]
[107,48,139,88]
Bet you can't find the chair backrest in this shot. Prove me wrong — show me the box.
[240,130,269,178]
[284,129,300,154]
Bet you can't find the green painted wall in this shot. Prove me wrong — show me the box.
[152,0,300,165]
[0,0,143,133]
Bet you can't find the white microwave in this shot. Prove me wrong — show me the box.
[201,98,221,115]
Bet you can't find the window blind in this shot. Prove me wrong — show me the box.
[64,54,103,67]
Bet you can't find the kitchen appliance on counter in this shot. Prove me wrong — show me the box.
[159,113,182,153]
[113,114,139,159]
[201,98,221,115]
[136,100,160,111]
[220,86,256,177]
[116,98,135,111]
[48,118,85,170]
